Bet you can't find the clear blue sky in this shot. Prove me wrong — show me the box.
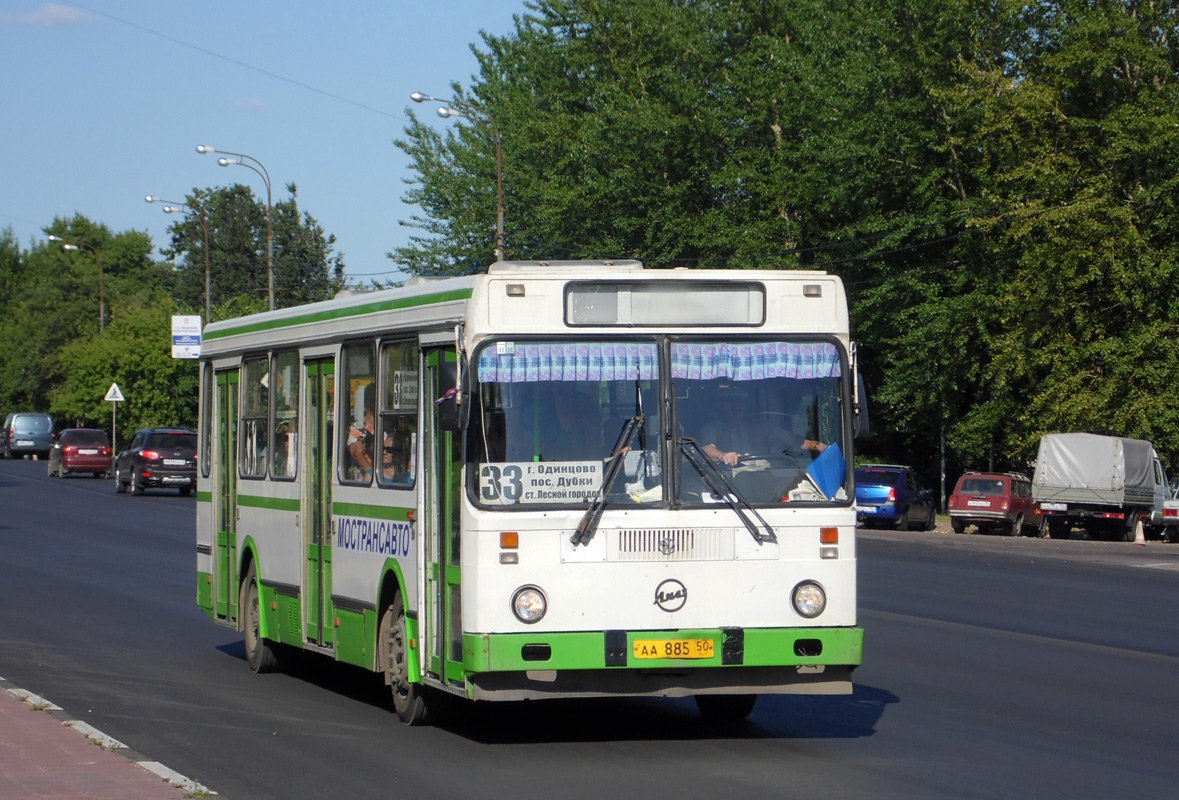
[0,0,528,286]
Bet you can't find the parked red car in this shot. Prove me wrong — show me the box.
[47,428,112,478]
[948,471,1042,536]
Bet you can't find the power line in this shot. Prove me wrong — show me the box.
[64,1,408,122]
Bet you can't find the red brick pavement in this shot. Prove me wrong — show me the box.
[0,684,206,799]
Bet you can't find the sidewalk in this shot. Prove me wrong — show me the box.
[0,678,211,799]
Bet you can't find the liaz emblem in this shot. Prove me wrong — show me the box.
[654,579,687,612]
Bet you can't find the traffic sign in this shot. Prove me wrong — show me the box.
[105,383,125,402]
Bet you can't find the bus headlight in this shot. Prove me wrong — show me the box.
[511,585,547,624]
[792,581,826,619]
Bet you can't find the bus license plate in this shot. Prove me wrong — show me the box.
[633,638,714,660]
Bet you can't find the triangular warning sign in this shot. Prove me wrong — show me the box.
[105,383,125,402]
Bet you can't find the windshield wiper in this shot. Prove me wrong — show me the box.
[678,438,777,545]
[570,413,643,547]
[571,369,646,548]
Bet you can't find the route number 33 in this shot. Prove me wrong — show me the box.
[480,464,523,502]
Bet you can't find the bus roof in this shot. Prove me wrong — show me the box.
[200,261,848,358]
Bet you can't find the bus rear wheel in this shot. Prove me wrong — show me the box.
[694,693,757,721]
[242,564,280,673]
[380,592,431,725]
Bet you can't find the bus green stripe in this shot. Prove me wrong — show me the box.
[238,494,300,512]
[332,502,412,521]
[204,288,473,341]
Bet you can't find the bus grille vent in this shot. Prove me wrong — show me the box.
[613,528,733,561]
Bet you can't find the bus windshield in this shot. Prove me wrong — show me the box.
[470,337,847,509]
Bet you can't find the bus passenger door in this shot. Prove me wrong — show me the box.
[304,358,335,648]
[424,348,463,685]
[214,369,239,623]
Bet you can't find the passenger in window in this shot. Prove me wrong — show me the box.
[699,385,826,467]
[381,431,411,483]
[347,402,376,479]
[273,421,296,478]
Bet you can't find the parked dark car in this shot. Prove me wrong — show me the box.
[1,412,55,459]
[948,471,1042,536]
[47,428,112,478]
[855,464,937,530]
[115,427,197,496]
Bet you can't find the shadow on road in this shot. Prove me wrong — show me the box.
[434,684,896,744]
[216,639,895,742]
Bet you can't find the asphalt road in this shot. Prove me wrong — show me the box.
[1,457,1176,799]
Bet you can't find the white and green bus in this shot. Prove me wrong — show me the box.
[196,260,867,724]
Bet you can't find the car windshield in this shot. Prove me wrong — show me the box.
[470,337,849,509]
[147,433,196,451]
[856,469,900,486]
[959,477,1005,495]
[65,430,109,445]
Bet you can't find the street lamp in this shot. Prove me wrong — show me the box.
[146,195,211,323]
[411,91,505,261]
[48,235,105,333]
[195,145,274,310]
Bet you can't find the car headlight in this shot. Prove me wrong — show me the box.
[511,585,547,624]
[792,581,826,619]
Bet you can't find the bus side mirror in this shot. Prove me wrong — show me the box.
[855,373,871,440]
[437,359,464,432]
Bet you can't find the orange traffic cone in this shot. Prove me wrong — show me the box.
[1133,517,1146,546]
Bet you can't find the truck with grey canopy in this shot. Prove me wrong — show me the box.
[1032,432,1170,541]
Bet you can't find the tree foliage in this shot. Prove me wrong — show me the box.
[394,0,1179,481]
[161,183,346,312]
[0,186,347,441]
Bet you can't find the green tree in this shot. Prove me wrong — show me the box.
[162,184,346,312]
[393,0,1179,478]
[54,294,198,440]
[0,216,164,414]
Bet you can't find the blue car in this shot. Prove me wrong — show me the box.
[855,464,937,530]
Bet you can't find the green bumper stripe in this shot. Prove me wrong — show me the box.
[464,627,863,673]
[237,494,300,512]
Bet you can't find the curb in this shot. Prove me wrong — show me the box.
[1,677,217,797]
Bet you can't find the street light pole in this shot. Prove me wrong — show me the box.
[410,92,505,261]
[48,235,105,333]
[146,196,211,323]
[195,145,274,310]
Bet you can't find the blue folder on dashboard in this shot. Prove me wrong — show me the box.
[806,442,845,499]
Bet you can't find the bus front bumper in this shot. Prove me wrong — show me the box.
[460,626,863,701]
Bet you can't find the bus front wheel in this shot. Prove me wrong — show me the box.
[380,592,431,725]
[694,693,757,721]
[242,564,280,673]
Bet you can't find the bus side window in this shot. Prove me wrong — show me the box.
[270,350,299,479]
[341,341,376,485]
[378,341,418,488]
[240,356,268,479]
